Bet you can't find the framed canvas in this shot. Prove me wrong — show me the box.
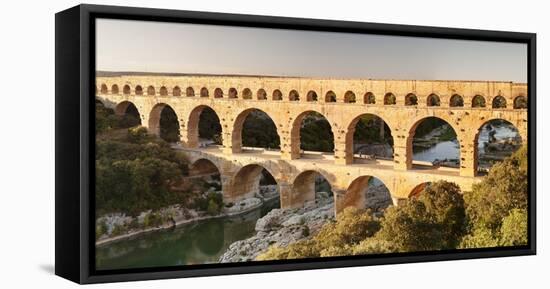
[55,4,536,284]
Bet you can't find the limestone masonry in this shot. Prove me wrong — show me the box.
[96,75,528,216]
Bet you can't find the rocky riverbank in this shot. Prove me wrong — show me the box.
[96,185,280,246]
[219,182,393,262]
[219,193,335,263]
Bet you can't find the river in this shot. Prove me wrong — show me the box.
[96,199,279,270]
[413,123,520,164]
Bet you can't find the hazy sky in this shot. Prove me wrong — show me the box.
[96,19,527,82]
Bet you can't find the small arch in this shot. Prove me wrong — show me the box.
[228,88,238,99]
[492,95,507,109]
[159,86,168,96]
[123,85,131,95]
[364,92,375,104]
[289,90,300,101]
[384,93,396,105]
[450,94,464,107]
[405,93,418,106]
[325,91,337,103]
[307,90,318,102]
[472,95,486,108]
[513,96,527,109]
[200,87,209,98]
[100,84,108,94]
[344,91,356,103]
[111,84,119,94]
[242,88,253,99]
[173,86,181,97]
[135,85,143,95]
[147,85,155,96]
[427,93,440,106]
[214,88,223,98]
[186,87,195,97]
[272,89,283,101]
[257,89,267,100]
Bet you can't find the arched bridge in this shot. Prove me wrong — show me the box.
[96,75,528,215]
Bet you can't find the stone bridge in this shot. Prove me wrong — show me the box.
[96,75,528,215]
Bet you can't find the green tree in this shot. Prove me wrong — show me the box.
[460,146,528,248]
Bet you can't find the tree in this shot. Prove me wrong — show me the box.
[463,146,527,232]
[460,146,528,248]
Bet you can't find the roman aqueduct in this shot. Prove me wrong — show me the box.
[96,75,528,215]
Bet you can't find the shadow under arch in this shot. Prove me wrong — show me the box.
[227,163,280,204]
[113,100,142,127]
[406,116,460,169]
[338,175,392,214]
[189,158,221,178]
[148,103,179,142]
[345,112,394,164]
[231,108,280,153]
[289,169,334,209]
[186,104,222,148]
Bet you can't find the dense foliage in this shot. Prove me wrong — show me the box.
[300,113,334,152]
[95,104,191,216]
[258,147,528,259]
[460,145,528,248]
[198,107,222,144]
[242,111,280,149]
[353,115,393,145]
[159,106,181,142]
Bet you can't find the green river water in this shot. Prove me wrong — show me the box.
[95,200,278,270]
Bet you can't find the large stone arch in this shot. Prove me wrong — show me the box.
[230,108,281,153]
[147,103,179,137]
[188,158,221,177]
[185,104,222,148]
[473,117,523,174]
[404,115,461,170]
[344,112,394,164]
[336,175,392,214]
[226,163,280,203]
[114,100,141,121]
[287,169,335,209]
[289,110,334,159]
[408,182,432,199]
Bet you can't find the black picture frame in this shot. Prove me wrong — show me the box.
[55,4,536,284]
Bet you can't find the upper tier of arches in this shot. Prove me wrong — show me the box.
[96,77,528,110]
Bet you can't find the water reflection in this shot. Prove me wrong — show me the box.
[96,200,278,270]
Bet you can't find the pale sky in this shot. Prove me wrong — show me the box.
[96,19,527,82]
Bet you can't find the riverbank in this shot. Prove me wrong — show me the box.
[219,193,335,263]
[96,185,280,246]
